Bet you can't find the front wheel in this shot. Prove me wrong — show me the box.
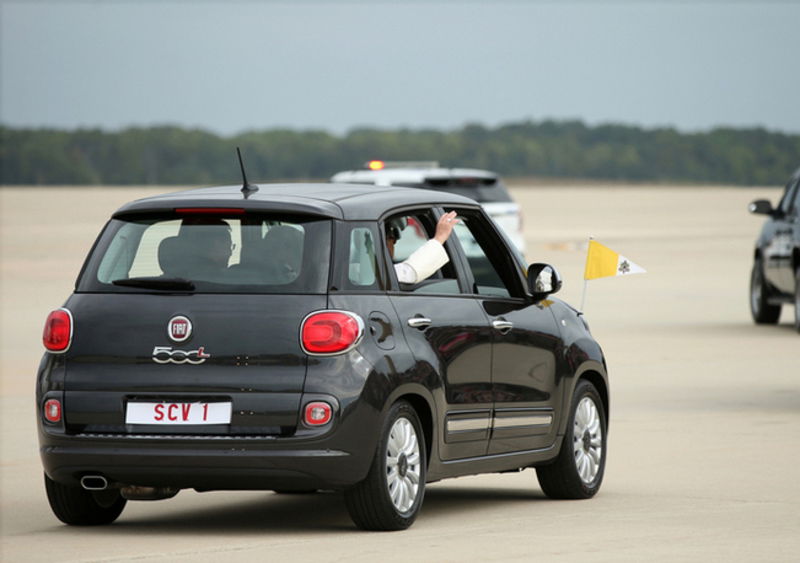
[344,401,426,531]
[44,474,126,525]
[794,268,800,333]
[750,257,781,324]
[536,380,607,499]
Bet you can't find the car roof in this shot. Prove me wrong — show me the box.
[330,167,499,186]
[113,183,481,221]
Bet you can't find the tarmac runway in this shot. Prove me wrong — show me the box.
[1,184,797,562]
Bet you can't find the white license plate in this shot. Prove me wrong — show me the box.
[125,402,232,425]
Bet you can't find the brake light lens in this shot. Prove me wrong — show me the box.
[175,208,245,214]
[42,309,73,353]
[300,311,364,355]
[304,402,333,426]
[44,399,62,423]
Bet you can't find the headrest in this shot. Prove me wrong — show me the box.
[259,226,304,281]
[158,236,192,278]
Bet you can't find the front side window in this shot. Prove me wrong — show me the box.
[788,181,800,218]
[793,184,800,217]
[80,213,331,293]
[448,209,523,298]
[778,178,800,216]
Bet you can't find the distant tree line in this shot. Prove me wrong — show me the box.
[1,120,798,186]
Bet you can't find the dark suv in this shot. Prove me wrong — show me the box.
[749,166,800,332]
[38,183,608,530]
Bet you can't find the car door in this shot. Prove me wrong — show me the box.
[447,207,564,455]
[765,178,800,293]
[383,208,495,461]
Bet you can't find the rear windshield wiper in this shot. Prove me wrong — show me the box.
[112,277,196,291]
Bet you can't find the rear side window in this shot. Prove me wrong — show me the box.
[385,210,461,294]
[79,213,331,294]
[348,227,378,287]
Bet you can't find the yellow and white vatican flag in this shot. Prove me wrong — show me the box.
[584,239,646,280]
[581,238,646,310]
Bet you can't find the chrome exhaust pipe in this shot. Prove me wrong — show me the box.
[80,475,108,491]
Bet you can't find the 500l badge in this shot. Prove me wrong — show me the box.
[152,346,211,365]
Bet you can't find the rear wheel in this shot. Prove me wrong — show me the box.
[750,257,781,324]
[536,380,606,499]
[344,401,426,531]
[44,474,126,525]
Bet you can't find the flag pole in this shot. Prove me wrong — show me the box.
[580,278,588,312]
[580,237,592,312]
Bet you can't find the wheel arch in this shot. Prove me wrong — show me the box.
[577,370,609,431]
[385,386,436,470]
[572,360,609,431]
[398,394,433,469]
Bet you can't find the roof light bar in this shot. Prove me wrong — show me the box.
[362,161,439,170]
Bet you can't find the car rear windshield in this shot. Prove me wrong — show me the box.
[397,176,513,203]
[77,213,331,294]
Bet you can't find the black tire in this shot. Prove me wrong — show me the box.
[44,474,126,526]
[344,401,426,531]
[750,257,781,324]
[794,268,800,333]
[536,380,606,499]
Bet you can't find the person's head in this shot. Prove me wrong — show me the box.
[385,217,406,259]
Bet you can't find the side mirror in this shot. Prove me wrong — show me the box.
[527,263,562,301]
[749,199,774,215]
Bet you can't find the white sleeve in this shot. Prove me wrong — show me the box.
[394,240,449,284]
[394,262,418,284]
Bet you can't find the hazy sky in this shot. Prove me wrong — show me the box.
[2,0,798,135]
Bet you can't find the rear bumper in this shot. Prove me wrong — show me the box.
[39,429,375,491]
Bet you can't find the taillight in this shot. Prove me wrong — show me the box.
[44,399,62,423]
[42,308,73,353]
[304,402,333,426]
[300,311,364,355]
[174,208,245,215]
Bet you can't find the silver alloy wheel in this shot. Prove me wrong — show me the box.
[573,396,603,485]
[385,417,421,514]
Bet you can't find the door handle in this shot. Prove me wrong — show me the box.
[407,316,432,329]
[492,319,513,334]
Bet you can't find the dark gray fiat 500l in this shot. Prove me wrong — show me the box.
[38,183,609,530]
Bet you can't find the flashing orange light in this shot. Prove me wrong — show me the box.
[367,160,385,171]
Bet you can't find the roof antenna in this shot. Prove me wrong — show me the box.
[236,147,258,199]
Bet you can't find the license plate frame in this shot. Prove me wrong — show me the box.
[125,401,232,425]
